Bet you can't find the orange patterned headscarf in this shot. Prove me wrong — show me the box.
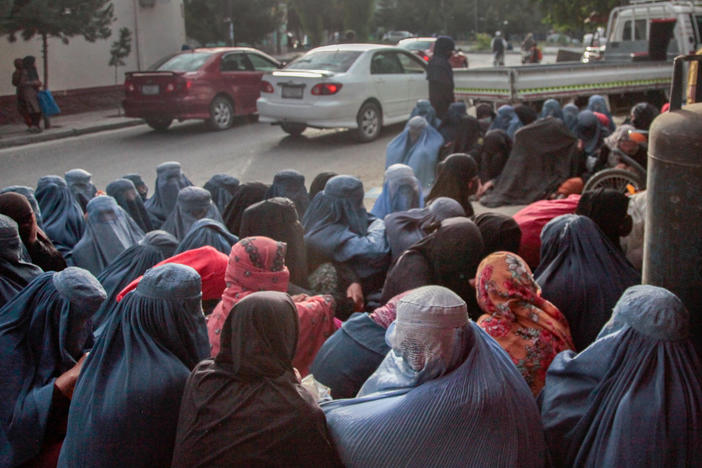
[476,251,574,395]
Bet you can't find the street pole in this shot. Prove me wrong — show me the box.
[474,0,478,34]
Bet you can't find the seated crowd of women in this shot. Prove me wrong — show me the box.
[1,96,698,468]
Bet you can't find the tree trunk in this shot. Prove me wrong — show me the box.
[41,33,51,129]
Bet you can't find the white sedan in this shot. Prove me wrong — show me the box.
[257,44,429,142]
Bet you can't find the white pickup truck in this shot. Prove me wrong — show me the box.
[454,1,702,108]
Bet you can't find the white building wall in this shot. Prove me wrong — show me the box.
[0,0,185,96]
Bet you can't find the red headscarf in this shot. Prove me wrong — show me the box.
[207,236,338,375]
[476,252,574,395]
[116,246,228,302]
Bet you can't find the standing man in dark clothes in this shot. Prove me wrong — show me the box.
[11,58,32,128]
[427,36,455,120]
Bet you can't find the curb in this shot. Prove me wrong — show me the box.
[0,118,145,150]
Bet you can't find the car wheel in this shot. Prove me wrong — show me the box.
[146,118,172,132]
[281,122,307,136]
[208,96,234,131]
[356,101,382,142]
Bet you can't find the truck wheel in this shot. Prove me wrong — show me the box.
[208,96,234,131]
[281,122,306,136]
[583,168,645,194]
[146,118,172,132]
[356,101,382,142]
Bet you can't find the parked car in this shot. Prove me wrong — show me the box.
[257,44,429,142]
[382,30,414,42]
[123,47,281,131]
[397,37,469,68]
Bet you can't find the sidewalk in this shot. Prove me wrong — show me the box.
[0,110,144,150]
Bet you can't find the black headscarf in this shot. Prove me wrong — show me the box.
[514,104,538,126]
[0,214,43,307]
[426,153,478,217]
[309,172,338,200]
[576,188,630,248]
[481,118,578,207]
[630,102,659,131]
[106,178,153,233]
[171,291,341,468]
[438,102,481,155]
[380,217,484,309]
[534,214,640,350]
[426,36,454,86]
[240,197,309,288]
[222,182,269,236]
[476,129,512,183]
[474,212,521,255]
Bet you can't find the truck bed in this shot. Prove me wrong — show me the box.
[454,61,672,103]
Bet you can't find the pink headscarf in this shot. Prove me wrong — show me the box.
[207,236,338,375]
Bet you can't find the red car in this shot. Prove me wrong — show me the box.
[123,47,281,131]
[397,37,469,68]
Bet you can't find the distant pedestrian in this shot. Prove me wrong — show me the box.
[18,56,42,133]
[492,31,506,66]
[426,36,456,119]
[11,58,31,128]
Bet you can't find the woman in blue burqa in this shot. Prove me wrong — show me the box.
[0,267,106,468]
[144,161,193,228]
[161,186,223,240]
[303,175,390,309]
[203,173,239,214]
[64,169,98,213]
[370,164,423,220]
[90,230,178,337]
[385,116,444,194]
[57,263,210,468]
[540,285,702,467]
[70,196,145,276]
[106,178,153,233]
[175,217,238,256]
[265,169,310,219]
[322,286,546,468]
[535,214,640,351]
[35,175,85,255]
[0,214,43,307]
[409,99,441,128]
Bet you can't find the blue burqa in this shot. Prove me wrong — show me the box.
[161,186,222,240]
[370,164,424,219]
[175,218,238,255]
[562,104,579,133]
[409,99,441,128]
[265,169,310,219]
[203,174,240,214]
[540,285,702,467]
[0,268,106,467]
[70,196,145,276]
[535,214,640,351]
[106,178,153,233]
[489,104,521,139]
[91,230,179,336]
[587,94,616,132]
[144,161,193,228]
[35,175,85,255]
[64,169,97,213]
[539,98,564,121]
[385,116,444,194]
[322,286,546,468]
[303,175,389,279]
[57,263,210,468]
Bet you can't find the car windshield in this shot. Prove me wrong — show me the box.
[401,41,433,51]
[156,52,213,71]
[286,50,362,72]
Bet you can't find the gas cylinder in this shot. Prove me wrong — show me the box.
[644,54,702,350]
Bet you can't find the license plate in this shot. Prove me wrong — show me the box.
[282,85,303,99]
[142,84,159,95]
